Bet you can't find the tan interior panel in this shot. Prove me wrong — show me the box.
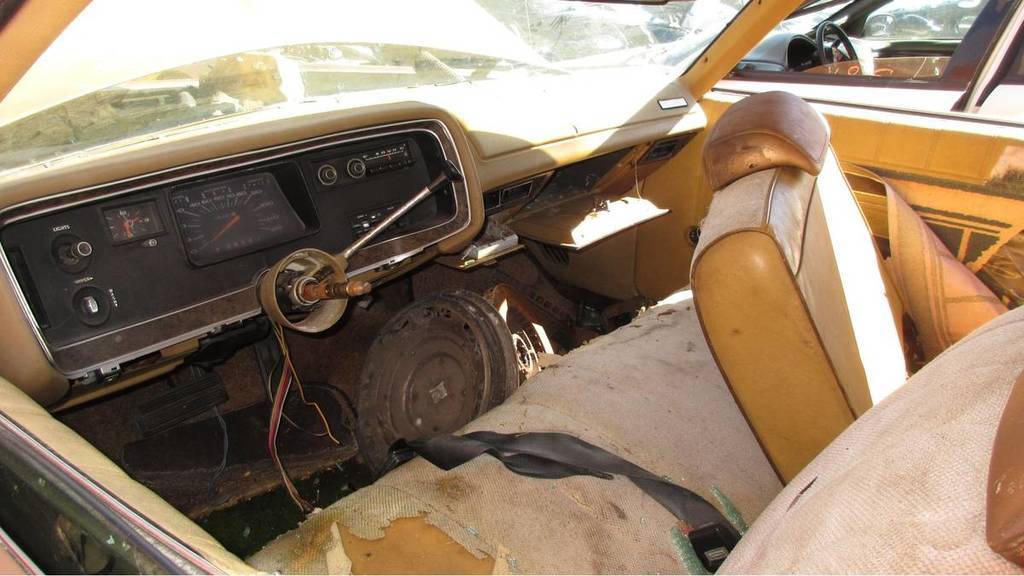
[525,230,640,302]
[0,264,66,405]
[0,0,90,103]
[511,196,668,249]
[634,115,722,300]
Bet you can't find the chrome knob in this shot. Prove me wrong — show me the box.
[74,240,93,258]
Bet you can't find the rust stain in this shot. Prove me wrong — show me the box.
[436,476,471,501]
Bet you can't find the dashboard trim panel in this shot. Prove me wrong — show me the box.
[0,119,470,379]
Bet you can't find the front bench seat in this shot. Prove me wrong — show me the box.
[249,294,781,574]
[691,91,907,482]
[721,304,1024,574]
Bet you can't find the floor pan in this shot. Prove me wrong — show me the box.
[122,386,357,517]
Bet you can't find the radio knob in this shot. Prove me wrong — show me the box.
[347,158,367,179]
[317,164,339,186]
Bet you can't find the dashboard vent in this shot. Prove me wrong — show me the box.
[501,181,533,204]
[485,179,536,214]
[483,189,501,212]
[640,134,695,165]
[538,243,570,266]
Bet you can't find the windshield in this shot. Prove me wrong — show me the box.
[0,0,750,175]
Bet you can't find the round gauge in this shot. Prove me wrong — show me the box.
[170,172,306,266]
[103,201,164,244]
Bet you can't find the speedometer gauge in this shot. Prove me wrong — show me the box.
[170,172,306,266]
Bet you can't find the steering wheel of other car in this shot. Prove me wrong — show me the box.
[815,20,858,65]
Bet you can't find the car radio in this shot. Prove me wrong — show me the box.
[314,140,416,188]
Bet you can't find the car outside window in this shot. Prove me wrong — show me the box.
[722,0,1020,116]
[862,0,987,41]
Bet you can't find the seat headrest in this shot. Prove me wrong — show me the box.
[703,91,830,190]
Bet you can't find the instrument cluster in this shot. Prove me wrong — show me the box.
[170,170,313,267]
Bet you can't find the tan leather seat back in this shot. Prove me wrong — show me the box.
[691,91,906,482]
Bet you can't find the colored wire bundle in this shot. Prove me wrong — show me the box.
[267,322,341,513]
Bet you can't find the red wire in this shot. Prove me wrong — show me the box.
[268,363,314,513]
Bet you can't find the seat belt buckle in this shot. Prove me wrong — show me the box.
[689,523,740,572]
[380,440,418,475]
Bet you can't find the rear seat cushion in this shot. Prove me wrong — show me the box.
[248,292,781,574]
[721,306,1024,574]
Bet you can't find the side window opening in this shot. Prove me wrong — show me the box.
[730,0,1009,89]
[861,0,986,41]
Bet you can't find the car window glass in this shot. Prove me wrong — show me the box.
[0,431,161,574]
[863,0,988,40]
[0,0,754,175]
[732,0,999,85]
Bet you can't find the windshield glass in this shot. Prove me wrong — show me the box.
[0,0,750,175]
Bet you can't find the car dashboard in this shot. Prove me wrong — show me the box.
[0,76,705,406]
[1,120,469,379]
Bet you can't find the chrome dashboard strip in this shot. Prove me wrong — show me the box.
[0,119,470,379]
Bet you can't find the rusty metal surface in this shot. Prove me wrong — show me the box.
[356,290,518,472]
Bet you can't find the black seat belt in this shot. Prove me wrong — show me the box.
[391,431,740,572]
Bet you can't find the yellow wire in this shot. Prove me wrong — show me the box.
[272,322,342,446]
